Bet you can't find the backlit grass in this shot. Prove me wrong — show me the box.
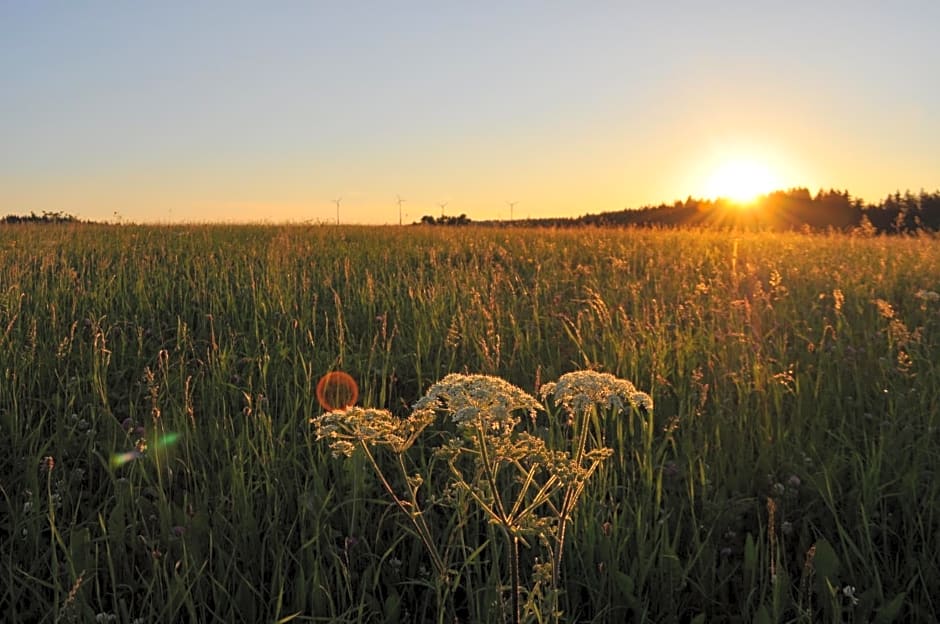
[1,224,938,622]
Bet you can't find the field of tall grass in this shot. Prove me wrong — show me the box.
[1,224,938,622]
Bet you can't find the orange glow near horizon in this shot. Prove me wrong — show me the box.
[704,158,782,205]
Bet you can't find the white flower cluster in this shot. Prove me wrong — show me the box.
[413,373,541,432]
[842,584,859,606]
[315,371,653,460]
[540,370,653,415]
[313,406,434,456]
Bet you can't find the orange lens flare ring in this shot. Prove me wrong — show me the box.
[316,371,359,411]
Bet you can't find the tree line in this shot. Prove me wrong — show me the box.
[1,211,81,224]
[478,188,940,233]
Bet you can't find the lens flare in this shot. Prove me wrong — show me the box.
[111,450,142,468]
[316,371,359,411]
[111,432,181,467]
[153,432,180,450]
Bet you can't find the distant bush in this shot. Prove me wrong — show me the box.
[1,211,81,224]
[417,213,472,226]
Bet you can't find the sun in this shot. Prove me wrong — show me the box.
[705,159,780,205]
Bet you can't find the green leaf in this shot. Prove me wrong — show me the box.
[383,590,401,622]
[614,570,634,595]
[743,533,758,577]
[613,571,637,607]
[106,505,126,549]
[68,526,91,579]
[754,604,772,624]
[812,538,841,594]
[874,593,906,624]
[813,539,839,579]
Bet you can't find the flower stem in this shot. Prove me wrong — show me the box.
[553,405,594,585]
[509,532,521,624]
[359,442,447,579]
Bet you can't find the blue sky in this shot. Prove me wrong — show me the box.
[2,1,938,223]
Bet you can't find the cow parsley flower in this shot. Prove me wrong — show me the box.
[540,370,652,414]
[413,373,541,432]
[312,406,433,455]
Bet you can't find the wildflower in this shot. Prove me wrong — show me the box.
[329,440,356,459]
[533,560,554,584]
[413,373,541,433]
[313,369,638,607]
[842,585,859,606]
[873,298,895,319]
[915,289,939,302]
[312,406,434,455]
[787,474,801,489]
[833,288,845,312]
[39,456,55,473]
[632,391,654,412]
[540,370,651,414]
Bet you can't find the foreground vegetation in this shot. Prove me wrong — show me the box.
[1,224,938,622]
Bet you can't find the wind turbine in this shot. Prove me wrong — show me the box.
[397,195,406,226]
[333,197,342,225]
[507,201,518,222]
[438,202,448,220]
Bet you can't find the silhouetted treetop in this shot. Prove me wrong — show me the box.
[482,188,940,233]
[1,211,82,225]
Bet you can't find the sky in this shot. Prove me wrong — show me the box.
[2,1,938,224]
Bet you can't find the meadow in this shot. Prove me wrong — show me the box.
[1,224,938,623]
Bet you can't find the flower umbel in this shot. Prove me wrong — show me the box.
[540,370,652,415]
[312,406,434,455]
[413,373,541,433]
